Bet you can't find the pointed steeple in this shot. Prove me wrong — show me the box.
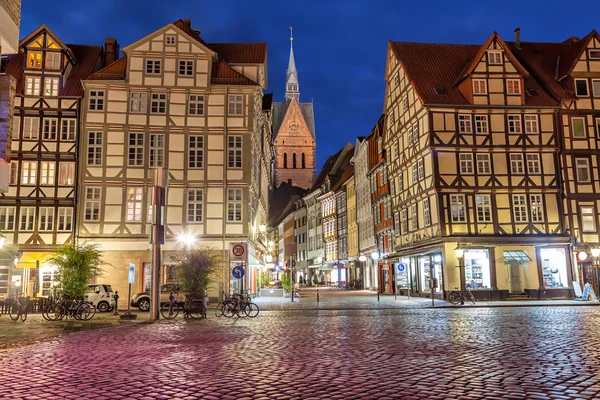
[285,26,300,101]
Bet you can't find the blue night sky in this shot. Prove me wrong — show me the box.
[20,0,600,171]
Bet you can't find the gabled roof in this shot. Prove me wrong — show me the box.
[331,157,354,192]
[273,99,316,140]
[4,42,102,96]
[87,56,127,81]
[208,43,267,64]
[389,40,558,107]
[310,143,354,194]
[19,24,75,62]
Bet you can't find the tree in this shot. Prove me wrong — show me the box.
[175,248,219,298]
[46,243,107,298]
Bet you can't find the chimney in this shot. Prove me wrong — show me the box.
[514,28,521,48]
[104,38,119,66]
[288,179,292,185]
[184,18,191,27]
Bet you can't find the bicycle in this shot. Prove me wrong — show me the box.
[215,292,259,318]
[46,295,96,321]
[160,291,205,319]
[447,287,476,305]
[8,295,28,322]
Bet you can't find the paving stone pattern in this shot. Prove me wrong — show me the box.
[1,307,600,399]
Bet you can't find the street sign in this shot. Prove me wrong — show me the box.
[232,265,245,279]
[229,243,247,261]
[128,263,135,284]
[397,263,406,273]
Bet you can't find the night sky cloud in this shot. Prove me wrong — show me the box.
[18,0,600,170]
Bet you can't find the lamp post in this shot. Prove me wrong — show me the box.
[358,254,367,290]
[592,247,600,296]
[455,245,465,305]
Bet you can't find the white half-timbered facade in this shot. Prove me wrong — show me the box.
[385,32,571,300]
[0,25,103,297]
[78,19,271,298]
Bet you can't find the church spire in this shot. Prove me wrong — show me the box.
[285,26,300,101]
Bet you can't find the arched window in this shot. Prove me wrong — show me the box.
[293,153,297,169]
[302,153,306,169]
[283,153,287,169]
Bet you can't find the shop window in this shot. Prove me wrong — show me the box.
[540,248,568,288]
[464,250,491,290]
[418,255,443,293]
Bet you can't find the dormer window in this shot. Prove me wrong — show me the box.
[43,78,59,96]
[488,51,502,65]
[588,50,600,59]
[46,52,61,69]
[165,35,177,46]
[27,51,42,68]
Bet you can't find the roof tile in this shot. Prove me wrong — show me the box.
[208,43,267,64]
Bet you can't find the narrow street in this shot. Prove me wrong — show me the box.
[1,306,599,399]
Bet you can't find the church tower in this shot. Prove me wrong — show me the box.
[272,27,316,189]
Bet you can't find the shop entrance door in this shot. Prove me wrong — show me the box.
[509,262,521,293]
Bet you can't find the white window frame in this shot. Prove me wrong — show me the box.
[188,136,204,169]
[589,50,600,59]
[21,161,37,185]
[149,134,164,168]
[459,153,474,174]
[146,59,162,74]
[126,187,143,222]
[128,132,144,167]
[25,77,41,95]
[23,117,39,139]
[12,116,20,140]
[88,90,105,111]
[572,117,586,138]
[526,154,540,174]
[165,35,177,46]
[0,207,16,231]
[57,208,73,232]
[423,198,431,226]
[43,118,58,140]
[130,92,147,114]
[188,94,205,115]
[38,207,54,231]
[530,194,544,222]
[507,79,521,95]
[510,154,524,174]
[58,162,75,186]
[476,195,492,223]
[150,93,167,114]
[228,95,243,115]
[450,194,466,223]
[401,208,409,234]
[592,79,600,97]
[40,161,55,185]
[61,119,76,141]
[178,60,194,76]
[417,158,424,180]
[575,79,589,97]
[512,195,528,223]
[473,79,487,95]
[228,135,243,168]
[476,153,491,174]
[576,158,591,183]
[9,161,18,185]
[581,206,596,233]
[458,115,472,134]
[44,77,59,96]
[20,207,35,231]
[411,204,418,231]
[488,51,502,65]
[84,187,101,221]
[87,132,103,166]
[227,188,243,222]
[46,52,61,69]
[187,189,203,223]
[507,115,522,133]
[523,115,539,134]
[474,115,488,134]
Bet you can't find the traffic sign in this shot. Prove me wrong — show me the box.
[397,263,406,273]
[232,265,245,279]
[229,243,247,261]
[128,263,135,284]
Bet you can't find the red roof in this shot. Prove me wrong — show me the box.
[87,57,127,80]
[4,44,102,96]
[208,43,267,64]
[389,41,558,107]
[211,59,257,85]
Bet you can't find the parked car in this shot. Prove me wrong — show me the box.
[85,284,116,312]
[130,284,188,311]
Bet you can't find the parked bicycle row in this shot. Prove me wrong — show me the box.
[215,292,259,318]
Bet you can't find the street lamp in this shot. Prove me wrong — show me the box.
[371,252,379,261]
[359,254,367,262]
[455,245,465,305]
[259,224,266,232]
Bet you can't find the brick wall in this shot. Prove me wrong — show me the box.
[0,0,21,26]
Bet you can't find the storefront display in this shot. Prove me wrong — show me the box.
[418,254,443,293]
[464,250,491,290]
[540,248,568,288]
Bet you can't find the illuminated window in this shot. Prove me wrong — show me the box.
[581,207,596,232]
[27,51,42,68]
[21,161,37,185]
[530,195,544,222]
[58,163,75,186]
[25,77,41,95]
[126,187,143,222]
[423,198,431,226]
[43,77,59,96]
[40,162,55,185]
[84,187,101,221]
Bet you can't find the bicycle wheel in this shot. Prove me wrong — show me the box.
[160,302,179,319]
[74,303,91,320]
[468,291,476,304]
[46,304,65,321]
[80,303,96,321]
[8,303,20,321]
[188,302,204,319]
[223,303,236,318]
[215,302,225,318]
[243,302,259,318]
[447,291,461,305]
[20,308,27,322]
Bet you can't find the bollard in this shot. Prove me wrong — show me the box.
[377,291,380,302]
[113,291,119,315]
[317,289,319,303]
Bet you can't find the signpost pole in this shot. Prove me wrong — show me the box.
[150,168,168,321]
[121,263,137,319]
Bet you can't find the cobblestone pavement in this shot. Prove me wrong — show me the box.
[2,307,600,399]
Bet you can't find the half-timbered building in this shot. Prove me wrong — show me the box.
[385,32,571,300]
[78,19,271,299]
[1,25,104,296]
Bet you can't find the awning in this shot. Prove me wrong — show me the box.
[504,251,532,263]
[248,253,264,267]
[16,252,50,269]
